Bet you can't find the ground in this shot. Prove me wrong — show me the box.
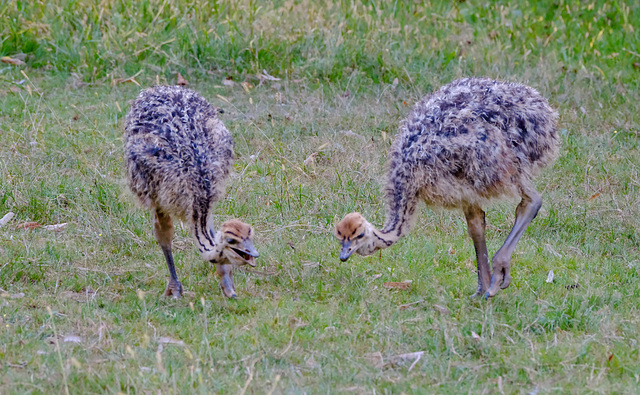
[1,1,639,393]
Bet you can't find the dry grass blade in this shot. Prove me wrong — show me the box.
[266,374,281,395]
[546,270,555,283]
[399,300,423,310]
[63,335,82,344]
[16,222,40,230]
[240,81,253,93]
[385,351,425,371]
[111,70,142,86]
[383,281,411,290]
[0,212,14,227]
[156,336,185,346]
[43,223,67,232]
[239,356,261,395]
[258,70,281,81]
[1,292,25,299]
[1,57,25,66]
[303,152,319,166]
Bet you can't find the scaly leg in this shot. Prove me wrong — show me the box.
[153,209,183,298]
[485,188,542,298]
[463,205,491,298]
[216,263,237,299]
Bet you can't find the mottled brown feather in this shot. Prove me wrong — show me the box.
[124,86,258,297]
[337,78,559,262]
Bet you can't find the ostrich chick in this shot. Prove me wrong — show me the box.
[125,86,259,299]
[336,78,559,298]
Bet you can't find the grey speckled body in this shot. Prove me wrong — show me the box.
[383,77,558,233]
[125,86,232,229]
[336,78,559,299]
[125,86,258,299]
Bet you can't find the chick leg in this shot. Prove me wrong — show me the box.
[485,188,542,298]
[463,205,491,298]
[154,209,183,298]
[216,263,237,299]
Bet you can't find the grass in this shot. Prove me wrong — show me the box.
[1,0,639,393]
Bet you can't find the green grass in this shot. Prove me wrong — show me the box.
[1,0,640,393]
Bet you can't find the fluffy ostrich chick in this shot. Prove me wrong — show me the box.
[336,78,559,298]
[125,86,259,299]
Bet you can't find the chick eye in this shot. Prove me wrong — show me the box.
[356,233,365,239]
[226,238,237,244]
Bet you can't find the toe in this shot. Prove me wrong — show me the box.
[485,273,503,298]
[164,281,183,298]
[471,283,486,298]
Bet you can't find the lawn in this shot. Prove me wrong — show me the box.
[1,0,639,393]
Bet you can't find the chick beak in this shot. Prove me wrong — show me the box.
[340,240,354,262]
[216,263,237,299]
[243,240,259,267]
